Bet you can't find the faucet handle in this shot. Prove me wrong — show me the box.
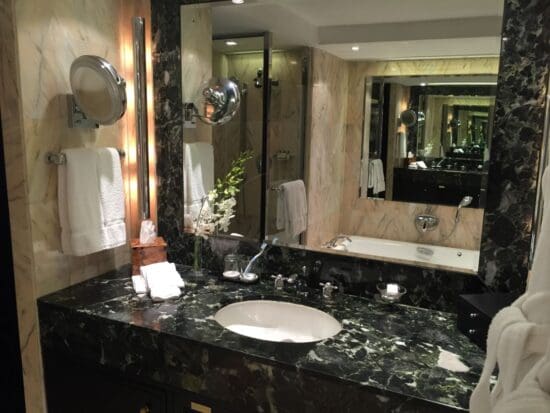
[271,274,288,290]
[287,273,299,284]
[319,282,338,299]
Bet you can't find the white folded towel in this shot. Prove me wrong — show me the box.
[149,284,181,302]
[276,180,307,238]
[183,142,214,228]
[138,261,184,301]
[58,148,126,256]
[131,275,148,295]
[140,262,184,289]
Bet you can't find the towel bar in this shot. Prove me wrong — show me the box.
[46,148,126,165]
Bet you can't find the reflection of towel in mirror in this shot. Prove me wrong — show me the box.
[183,142,214,229]
[367,159,385,195]
[470,167,550,412]
[276,180,307,238]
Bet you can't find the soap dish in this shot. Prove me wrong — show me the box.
[376,283,407,304]
[221,272,259,284]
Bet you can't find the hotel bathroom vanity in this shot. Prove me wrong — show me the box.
[39,265,485,412]
[29,0,550,410]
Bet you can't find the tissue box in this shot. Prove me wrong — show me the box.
[131,237,167,275]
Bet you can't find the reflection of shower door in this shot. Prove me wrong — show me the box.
[264,48,309,244]
[211,33,271,240]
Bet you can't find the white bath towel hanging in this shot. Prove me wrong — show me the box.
[183,142,214,228]
[276,179,307,238]
[470,167,550,412]
[58,148,126,256]
[368,159,385,195]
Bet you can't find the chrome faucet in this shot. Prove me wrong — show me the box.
[323,235,352,248]
[271,274,288,290]
[242,240,275,275]
[320,282,338,299]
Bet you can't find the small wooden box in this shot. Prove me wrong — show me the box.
[131,237,168,275]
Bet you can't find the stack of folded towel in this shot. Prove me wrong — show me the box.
[131,262,184,301]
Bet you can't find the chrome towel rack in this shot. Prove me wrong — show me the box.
[46,148,126,165]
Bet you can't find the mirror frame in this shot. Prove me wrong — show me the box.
[69,55,127,125]
[150,0,550,293]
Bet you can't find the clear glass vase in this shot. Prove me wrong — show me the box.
[192,235,204,277]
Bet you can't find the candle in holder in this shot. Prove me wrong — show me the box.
[386,283,399,296]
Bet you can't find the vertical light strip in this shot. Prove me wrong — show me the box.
[132,16,150,220]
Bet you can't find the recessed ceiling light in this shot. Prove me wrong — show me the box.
[420,82,427,87]
[232,0,245,4]
[351,46,360,51]
[225,41,238,46]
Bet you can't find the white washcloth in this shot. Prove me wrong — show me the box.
[58,148,126,256]
[183,142,214,228]
[367,159,385,195]
[140,262,184,289]
[276,180,307,237]
[150,284,181,302]
[470,166,550,412]
[131,275,148,295]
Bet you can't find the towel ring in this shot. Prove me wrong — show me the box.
[46,148,126,165]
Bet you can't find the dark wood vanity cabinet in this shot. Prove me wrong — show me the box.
[43,351,232,413]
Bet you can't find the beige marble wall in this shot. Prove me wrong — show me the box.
[339,58,498,250]
[181,5,212,144]
[305,48,349,248]
[1,1,150,411]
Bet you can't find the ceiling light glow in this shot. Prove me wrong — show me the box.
[232,0,245,4]
[420,82,427,87]
[351,46,360,51]
[226,41,238,46]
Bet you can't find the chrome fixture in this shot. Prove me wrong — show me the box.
[253,68,279,89]
[320,282,338,299]
[323,235,352,248]
[286,266,309,296]
[376,283,407,304]
[184,78,241,127]
[415,214,439,233]
[132,17,150,220]
[271,274,288,290]
[242,241,271,276]
[68,55,127,128]
[46,149,125,165]
[455,196,473,222]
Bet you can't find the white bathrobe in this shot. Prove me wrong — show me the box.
[470,168,550,412]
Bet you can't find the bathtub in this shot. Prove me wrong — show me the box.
[327,235,479,274]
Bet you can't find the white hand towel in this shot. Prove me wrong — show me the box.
[370,159,386,195]
[149,284,181,302]
[277,180,307,238]
[96,148,127,249]
[58,148,126,256]
[131,275,148,294]
[183,142,214,226]
[141,262,184,289]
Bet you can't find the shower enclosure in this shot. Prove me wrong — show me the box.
[211,33,308,241]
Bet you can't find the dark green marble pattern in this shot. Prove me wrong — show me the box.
[39,265,485,412]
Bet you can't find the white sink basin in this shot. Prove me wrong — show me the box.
[214,300,342,343]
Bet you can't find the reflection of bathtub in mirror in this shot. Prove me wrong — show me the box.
[324,235,479,274]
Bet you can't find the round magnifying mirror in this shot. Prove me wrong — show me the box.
[194,78,241,126]
[400,109,417,127]
[70,55,127,125]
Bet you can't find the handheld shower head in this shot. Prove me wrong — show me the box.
[459,196,473,208]
[455,196,474,222]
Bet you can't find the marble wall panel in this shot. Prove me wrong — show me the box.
[2,1,151,411]
[305,48,349,248]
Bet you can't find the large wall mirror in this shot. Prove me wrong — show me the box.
[181,0,505,275]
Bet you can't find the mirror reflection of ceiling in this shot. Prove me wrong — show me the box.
[211,0,505,60]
